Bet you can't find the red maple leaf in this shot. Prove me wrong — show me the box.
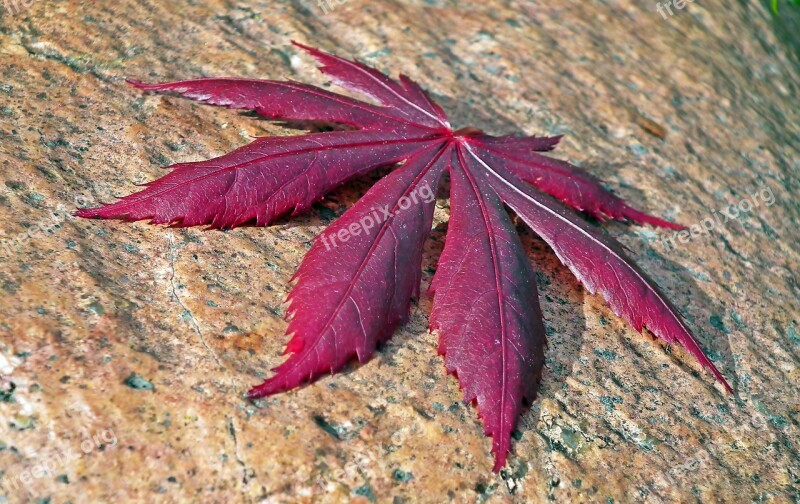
[77,42,731,471]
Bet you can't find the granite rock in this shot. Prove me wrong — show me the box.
[0,1,798,502]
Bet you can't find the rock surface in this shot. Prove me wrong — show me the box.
[0,1,798,502]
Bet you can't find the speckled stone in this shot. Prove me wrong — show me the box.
[0,1,798,503]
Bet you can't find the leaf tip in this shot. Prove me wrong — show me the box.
[125,78,149,89]
[74,206,101,219]
[247,376,289,399]
[245,383,269,400]
[711,367,734,394]
[624,208,686,230]
[492,457,507,473]
[491,436,511,473]
[291,40,318,57]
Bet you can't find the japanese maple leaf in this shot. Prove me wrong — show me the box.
[77,42,731,471]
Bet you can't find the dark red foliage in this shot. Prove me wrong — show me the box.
[77,42,731,471]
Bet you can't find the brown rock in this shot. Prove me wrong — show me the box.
[0,1,798,502]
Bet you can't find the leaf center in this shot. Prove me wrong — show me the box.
[453,126,484,137]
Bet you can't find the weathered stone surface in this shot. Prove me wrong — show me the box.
[0,1,798,502]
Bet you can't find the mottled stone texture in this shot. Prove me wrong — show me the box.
[0,1,798,502]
